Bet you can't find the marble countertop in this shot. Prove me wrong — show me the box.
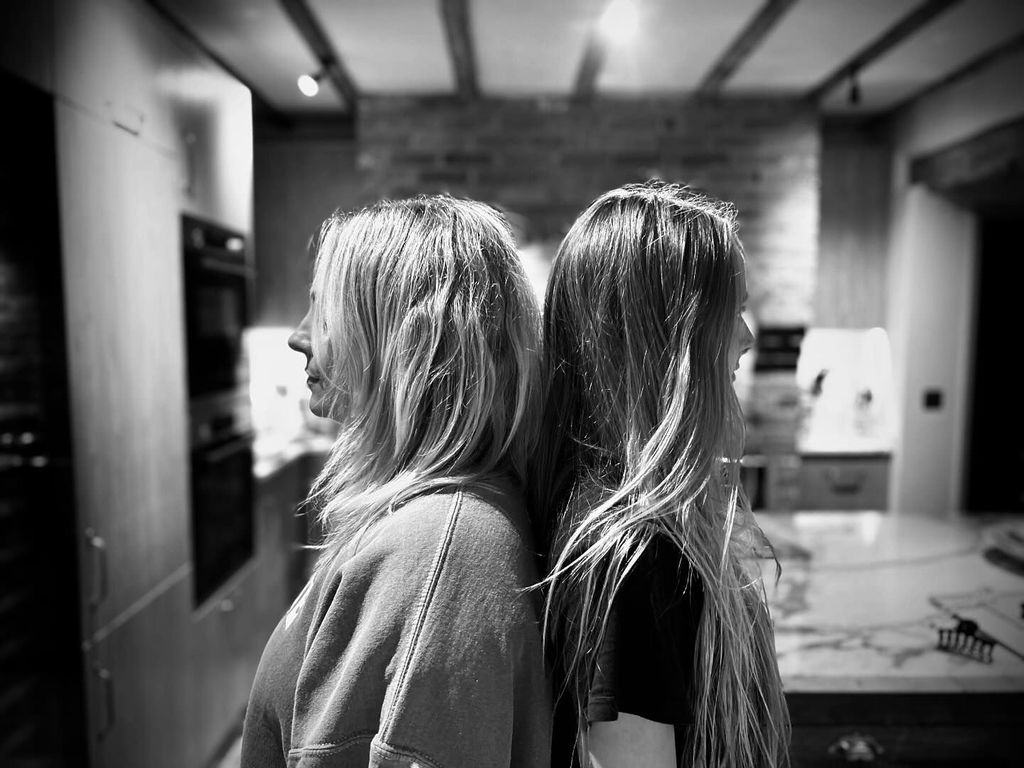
[756,511,1024,693]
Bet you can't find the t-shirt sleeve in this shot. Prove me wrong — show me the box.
[587,536,704,726]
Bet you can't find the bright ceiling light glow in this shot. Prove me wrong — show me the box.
[598,0,638,44]
[297,73,320,97]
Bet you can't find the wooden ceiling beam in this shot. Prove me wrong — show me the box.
[889,30,1024,116]
[279,0,359,113]
[439,0,479,99]
[697,0,799,96]
[910,117,1024,192]
[806,0,963,105]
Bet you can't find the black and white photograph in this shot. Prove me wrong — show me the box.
[2,1,1023,766]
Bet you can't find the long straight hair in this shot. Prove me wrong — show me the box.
[536,181,790,767]
[306,194,542,568]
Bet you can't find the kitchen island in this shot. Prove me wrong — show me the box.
[758,511,1024,766]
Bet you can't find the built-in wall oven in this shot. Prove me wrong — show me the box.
[182,215,254,606]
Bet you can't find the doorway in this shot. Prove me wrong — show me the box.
[964,214,1024,512]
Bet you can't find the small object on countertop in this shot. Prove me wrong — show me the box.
[936,618,995,663]
[811,368,828,397]
[828,732,884,762]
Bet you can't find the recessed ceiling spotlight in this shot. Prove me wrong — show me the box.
[598,0,638,44]
[297,72,322,98]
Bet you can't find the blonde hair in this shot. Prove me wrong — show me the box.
[306,194,542,566]
[536,181,790,767]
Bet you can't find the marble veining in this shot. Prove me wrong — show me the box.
[756,511,1024,692]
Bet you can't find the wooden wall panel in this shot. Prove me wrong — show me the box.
[815,128,891,328]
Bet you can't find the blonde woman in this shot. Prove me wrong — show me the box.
[536,181,790,767]
[242,195,551,767]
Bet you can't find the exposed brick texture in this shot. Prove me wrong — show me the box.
[356,96,820,325]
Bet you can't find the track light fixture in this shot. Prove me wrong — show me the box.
[297,71,323,98]
[847,70,861,106]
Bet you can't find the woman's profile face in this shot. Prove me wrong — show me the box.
[728,265,755,380]
[287,301,331,418]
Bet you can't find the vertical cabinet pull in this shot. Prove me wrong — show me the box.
[93,662,116,740]
[84,528,108,608]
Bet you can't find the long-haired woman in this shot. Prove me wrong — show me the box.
[537,181,790,767]
[242,194,551,767]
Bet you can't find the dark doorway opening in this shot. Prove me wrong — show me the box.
[911,118,1024,513]
[965,215,1024,512]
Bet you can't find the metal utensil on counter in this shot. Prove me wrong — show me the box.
[936,617,996,663]
[929,594,1024,664]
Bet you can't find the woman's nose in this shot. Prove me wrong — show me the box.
[742,320,755,354]
[287,310,312,355]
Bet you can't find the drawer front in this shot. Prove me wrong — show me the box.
[791,725,1017,766]
[799,457,889,510]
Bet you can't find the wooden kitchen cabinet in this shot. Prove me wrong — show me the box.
[85,567,274,768]
[82,451,317,768]
[799,454,890,510]
[54,0,253,233]
[57,101,192,631]
[255,449,325,599]
[175,76,254,235]
[45,0,256,763]
[53,0,189,155]
[815,124,891,329]
[187,564,276,767]
[85,572,194,768]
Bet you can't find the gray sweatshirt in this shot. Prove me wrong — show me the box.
[241,484,552,767]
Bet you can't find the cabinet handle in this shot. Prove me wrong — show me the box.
[84,528,108,608]
[828,732,884,762]
[184,131,196,197]
[93,662,116,741]
[826,468,866,495]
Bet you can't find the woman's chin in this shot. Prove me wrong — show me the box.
[307,393,329,420]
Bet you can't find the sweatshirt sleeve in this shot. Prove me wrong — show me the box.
[289,489,551,768]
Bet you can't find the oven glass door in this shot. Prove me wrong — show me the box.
[184,261,249,399]
[190,431,254,606]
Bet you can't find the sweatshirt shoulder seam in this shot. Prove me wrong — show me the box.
[377,488,463,741]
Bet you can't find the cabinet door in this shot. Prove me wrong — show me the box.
[57,103,191,631]
[53,0,189,155]
[53,0,254,232]
[85,572,196,768]
[799,456,890,510]
[815,132,890,328]
[187,564,276,767]
[176,76,253,234]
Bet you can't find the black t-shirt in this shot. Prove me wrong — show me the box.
[551,536,705,766]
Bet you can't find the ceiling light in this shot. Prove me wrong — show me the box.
[847,71,861,107]
[597,0,638,44]
[297,72,321,98]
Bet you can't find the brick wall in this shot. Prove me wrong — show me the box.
[357,96,820,326]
